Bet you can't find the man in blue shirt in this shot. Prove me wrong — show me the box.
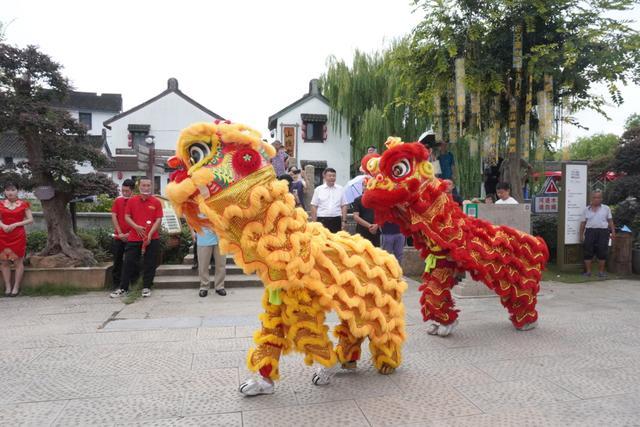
[195,222,226,297]
[438,141,456,180]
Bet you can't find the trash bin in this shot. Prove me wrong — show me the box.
[608,232,633,275]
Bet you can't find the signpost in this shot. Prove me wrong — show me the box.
[557,162,588,271]
[532,176,559,213]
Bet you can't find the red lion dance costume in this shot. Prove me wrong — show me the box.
[362,137,548,336]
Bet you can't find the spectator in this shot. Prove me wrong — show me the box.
[270,140,288,176]
[381,222,405,264]
[277,174,300,206]
[495,183,518,204]
[110,179,135,290]
[287,167,306,209]
[110,177,163,299]
[0,182,33,297]
[367,145,377,154]
[483,158,502,196]
[310,168,347,233]
[353,190,380,246]
[438,141,456,181]
[484,194,495,204]
[580,190,615,278]
[195,216,226,297]
[443,179,463,206]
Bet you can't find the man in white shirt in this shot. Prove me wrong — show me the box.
[310,168,348,233]
[495,182,519,204]
[579,190,616,277]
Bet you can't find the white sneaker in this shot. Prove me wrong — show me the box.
[239,377,275,396]
[425,320,458,337]
[142,288,151,298]
[311,365,340,386]
[110,289,127,298]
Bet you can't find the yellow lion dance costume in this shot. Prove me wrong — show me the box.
[165,120,406,396]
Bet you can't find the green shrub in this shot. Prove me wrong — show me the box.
[159,223,193,264]
[75,194,114,213]
[532,214,557,262]
[605,175,640,205]
[27,230,48,254]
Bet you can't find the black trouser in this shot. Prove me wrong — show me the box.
[111,239,127,288]
[318,216,342,233]
[583,228,609,260]
[120,240,160,291]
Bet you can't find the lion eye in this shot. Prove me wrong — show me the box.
[189,142,210,165]
[391,159,411,178]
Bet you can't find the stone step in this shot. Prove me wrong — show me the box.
[182,254,236,266]
[156,264,244,277]
[153,274,262,289]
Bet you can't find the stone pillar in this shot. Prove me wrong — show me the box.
[304,165,315,212]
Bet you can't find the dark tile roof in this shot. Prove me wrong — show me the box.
[103,78,224,128]
[0,132,26,157]
[268,79,330,130]
[300,113,328,122]
[50,91,123,112]
[99,156,140,172]
[0,132,107,159]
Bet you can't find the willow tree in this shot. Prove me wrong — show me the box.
[320,41,431,172]
[399,0,640,201]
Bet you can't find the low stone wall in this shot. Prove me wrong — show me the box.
[28,212,113,232]
[13,264,113,290]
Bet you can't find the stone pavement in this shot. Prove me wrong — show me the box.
[1,278,640,426]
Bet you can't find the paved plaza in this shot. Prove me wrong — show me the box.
[1,278,640,426]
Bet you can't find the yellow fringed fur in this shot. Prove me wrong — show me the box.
[166,121,407,380]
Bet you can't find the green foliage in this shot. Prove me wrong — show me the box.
[532,214,558,262]
[611,129,640,175]
[27,228,113,262]
[77,228,112,262]
[625,113,640,131]
[159,223,193,264]
[400,0,640,198]
[75,194,114,213]
[605,176,640,205]
[588,155,614,183]
[320,41,431,171]
[451,137,481,199]
[567,133,619,161]
[26,230,48,253]
[611,197,640,235]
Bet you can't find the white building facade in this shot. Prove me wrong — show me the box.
[101,78,224,195]
[268,80,351,186]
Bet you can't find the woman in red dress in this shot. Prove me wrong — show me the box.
[0,183,34,296]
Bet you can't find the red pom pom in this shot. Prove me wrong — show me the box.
[232,148,262,176]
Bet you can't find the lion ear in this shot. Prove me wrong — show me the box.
[417,161,435,179]
[361,153,381,175]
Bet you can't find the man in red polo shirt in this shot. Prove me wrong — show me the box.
[110,179,135,294]
[110,177,163,298]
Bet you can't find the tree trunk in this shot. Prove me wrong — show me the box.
[23,131,96,267]
[38,195,96,266]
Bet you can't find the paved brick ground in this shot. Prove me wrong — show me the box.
[1,278,640,426]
